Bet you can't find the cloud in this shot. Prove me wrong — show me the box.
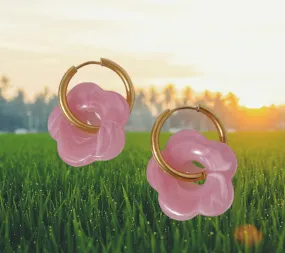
[1,0,285,107]
[0,44,200,102]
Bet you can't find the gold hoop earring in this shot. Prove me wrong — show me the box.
[58,58,135,133]
[48,58,135,167]
[147,104,237,221]
[151,104,228,182]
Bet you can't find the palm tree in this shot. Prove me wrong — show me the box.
[213,92,225,110]
[162,84,176,131]
[202,90,213,106]
[212,92,227,129]
[201,90,214,130]
[0,76,10,90]
[0,76,10,130]
[225,92,239,109]
[8,89,27,130]
[163,84,176,108]
[148,86,160,115]
[175,86,194,128]
[0,76,10,98]
[194,98,206,131]
[224,92,240,129]
[129,88,153,131]
[134,88,146,109]
[43,86,50,102]
[182,86,194,105]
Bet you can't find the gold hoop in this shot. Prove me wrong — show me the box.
[151,104,228,182]
[58,58,135,133]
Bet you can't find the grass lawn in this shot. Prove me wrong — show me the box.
[0,132,284,253]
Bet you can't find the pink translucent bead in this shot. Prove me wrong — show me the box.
[146,129,238,221]
[48,82,130,167]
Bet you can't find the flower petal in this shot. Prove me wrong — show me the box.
[147,153,201,221]
[164,130,208,173]
[146,151,173,192]
[68,82,129,127]
[158,192,199,221]
[157,178,200,221]
[165,129,237,179]
[56,119,100,167]
[91,122,126,161]
[146,129,237,220]
[67,82,105,115]
[48,82,129,166]
[197,173,234,216]
[48,106,63,140]
[201,141,238,179]
[92,90,130,127]
[167,129,207,148]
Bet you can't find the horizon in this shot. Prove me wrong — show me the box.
[1,81,283,110]
[1,0,285,108]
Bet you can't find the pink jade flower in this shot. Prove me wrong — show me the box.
[146,129,238,221]
[48,82,130,167]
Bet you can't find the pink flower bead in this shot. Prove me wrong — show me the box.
[146,129,238,221]
[48,82,130,167]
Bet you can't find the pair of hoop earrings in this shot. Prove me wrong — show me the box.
[48,58,238,221]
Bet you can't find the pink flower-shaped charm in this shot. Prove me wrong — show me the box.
[48,82,130,167]
[146,129,237,221]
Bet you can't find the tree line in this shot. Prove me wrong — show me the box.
[0,76,284,132]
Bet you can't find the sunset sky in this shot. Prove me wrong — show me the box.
[0,0,285,108]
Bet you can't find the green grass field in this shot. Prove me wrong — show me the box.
[0,132,285,253]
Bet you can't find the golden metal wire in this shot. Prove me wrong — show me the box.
[58,58,135,133]
[150,104,228,182]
